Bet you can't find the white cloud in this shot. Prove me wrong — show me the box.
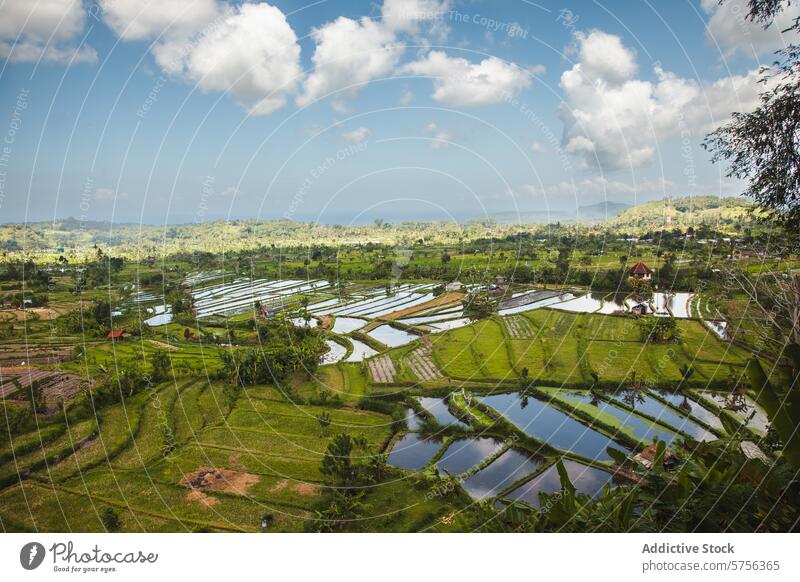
[424,122,452,149]
[103,1,302,116]
[574,29,636,84]
[297,1,453,109]
[402,50,532,106]
[100,0,220,41]
[176,3,302,115]
[0,0,96,64]
[702,0,800,56]
[342,127,371,143]
[297,16,402,107]
[560,29,767,172]
[530,142,543,153]
[381,0,451,38]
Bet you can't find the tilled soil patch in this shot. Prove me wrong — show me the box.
[180,466,260,501]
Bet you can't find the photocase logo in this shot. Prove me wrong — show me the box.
[20,542,46,570]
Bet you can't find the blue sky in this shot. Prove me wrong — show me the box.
[0,0,797,225]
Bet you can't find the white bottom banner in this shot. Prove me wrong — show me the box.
[0,533,797,581]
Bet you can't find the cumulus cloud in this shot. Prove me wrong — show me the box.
[100,0,220,41]
[297,0,454,109]
[0,0,96,64]
[171,3,301,115]
[560,29,767,172]
[102,1,302,116]
[342,127,371,143]
[402,50,532,106]
[702,0,800,56]
[297,16,402,107]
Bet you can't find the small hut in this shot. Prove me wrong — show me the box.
[629,262,653,281]
[107,329,129,341]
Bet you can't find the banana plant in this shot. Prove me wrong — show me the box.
[746,357,800,467]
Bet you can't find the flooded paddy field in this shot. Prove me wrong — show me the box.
[387,434,442,470]
[606,392,717,441]
[503,459,615,508]
[460,448,545,500]
[436,438,505,476]
[479,392,628,461]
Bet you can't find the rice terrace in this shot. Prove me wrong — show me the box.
[1,0,800,544]
[1,199,799,533]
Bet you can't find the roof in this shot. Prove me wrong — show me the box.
[107,330,126,338]
[636,443,676,466]
[629,262,653,275]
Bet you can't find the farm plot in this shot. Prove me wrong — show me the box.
[431,319,511,380]
[381,292,463,320]
[405,345,442,382]
[0,346,73,365]
[368,355,396,383]
[0,367,55,398]
[192,278,331,318]
[503,315,536,339]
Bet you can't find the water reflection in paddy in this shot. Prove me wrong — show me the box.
[418,397,469,428]
[505,459,615,508]
[651,390,725,431]
[387,434,442,470]
[345,339,378,362]
[320,340,347,364]
[479,393,626,461]
[367,325,419,347]
[596,293,629,314]
[652,292,694,318]
[331,316,366,334]
[609,392,716,441]
[498,294,573,316]
[405,408,423,431]
[699,392,769,433]
[400,311,464,325]
[437,438,505,476]
[429,317,472,332]
[551,293,604,313]
[144,312,173,326]
[552,391,679,445]
[461,448,544,500]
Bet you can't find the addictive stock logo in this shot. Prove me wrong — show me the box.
[20,542,46,570]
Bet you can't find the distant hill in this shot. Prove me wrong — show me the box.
[610,195,756,233]
[488,201,631,224]
[577,201,632,220]
[0,196,762,257]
